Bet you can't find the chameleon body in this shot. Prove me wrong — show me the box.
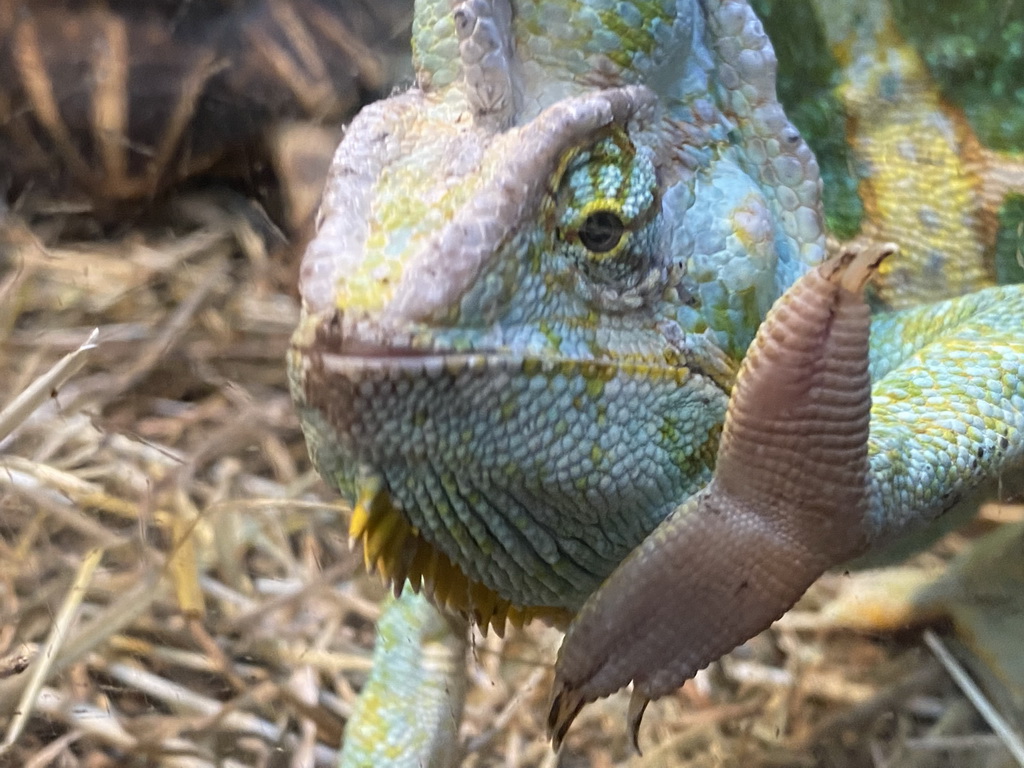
[286,0,1024,761]
[806,0,1024,308]
[757,0,1024,306]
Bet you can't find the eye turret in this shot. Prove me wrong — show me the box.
[554,129,661,298]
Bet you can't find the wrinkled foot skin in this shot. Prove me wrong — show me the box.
[548,243,895,751]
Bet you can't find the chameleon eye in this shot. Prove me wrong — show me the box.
[578,210,625,253]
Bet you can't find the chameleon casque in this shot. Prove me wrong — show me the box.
[285,0,1024,764]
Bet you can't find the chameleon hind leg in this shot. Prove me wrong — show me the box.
[338,592,467,768]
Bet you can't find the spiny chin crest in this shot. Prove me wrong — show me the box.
[349,476,572,636]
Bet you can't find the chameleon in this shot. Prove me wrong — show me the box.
[285,0,1024,763]
[760,0,1024,309]
[0,0,410,221]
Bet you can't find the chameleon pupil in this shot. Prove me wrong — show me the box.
[578,211,625,253]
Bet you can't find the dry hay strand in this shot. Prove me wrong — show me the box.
[0,201,367,768]
[0,199,1022,768]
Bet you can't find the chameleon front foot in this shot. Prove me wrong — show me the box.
[548,682,651,754]
[548,243,894,750]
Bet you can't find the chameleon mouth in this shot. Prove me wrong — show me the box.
[294,320,520,371]
[308,342,724,383]
[297,328,579,631]
[331,337,450,359]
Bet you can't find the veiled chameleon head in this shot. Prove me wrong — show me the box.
[290,0,826,627]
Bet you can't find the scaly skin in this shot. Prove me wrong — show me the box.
[752,0,1024,305]
[808,0,1024,309]
[337,593,467,768]
[285,0,1024,762]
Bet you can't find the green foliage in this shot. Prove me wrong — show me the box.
[997,196,1024,285]
[890,0,1024,151]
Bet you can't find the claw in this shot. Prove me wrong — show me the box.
[622,688,647,753]
[627,690,649,754]
[825,240,898,294]
[547,683,585,752]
